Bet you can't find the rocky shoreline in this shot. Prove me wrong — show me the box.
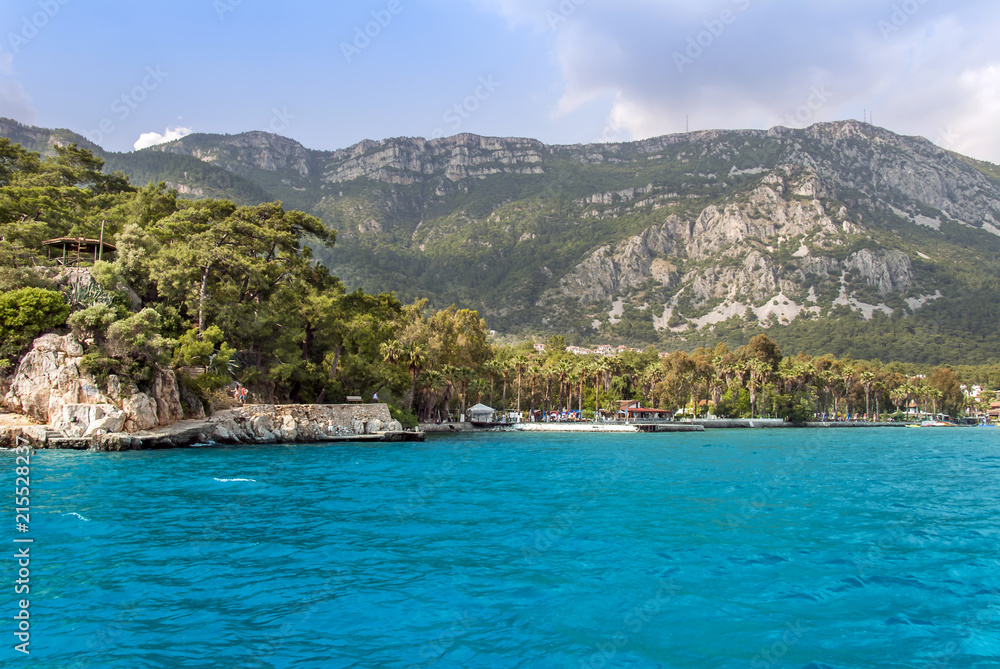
[1,404,420,451]
[0,332,423,451]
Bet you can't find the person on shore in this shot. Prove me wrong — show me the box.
[372,392,379,403]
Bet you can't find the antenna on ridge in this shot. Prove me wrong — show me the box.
[686,115,689,133]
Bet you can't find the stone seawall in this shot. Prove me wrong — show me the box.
[211,404,398,444]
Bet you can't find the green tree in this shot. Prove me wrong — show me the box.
[0,287,69,363]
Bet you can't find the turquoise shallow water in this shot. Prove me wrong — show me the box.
[7,428,1000,668]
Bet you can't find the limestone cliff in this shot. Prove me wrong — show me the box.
[2,333,194,438]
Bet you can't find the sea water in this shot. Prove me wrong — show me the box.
[8,428,1000,668]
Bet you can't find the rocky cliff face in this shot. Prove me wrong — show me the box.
[3,334,196,437]
[543,165,925,327]
[318,134,546,185]
[12,117,1000,344]
[152,131,312,178]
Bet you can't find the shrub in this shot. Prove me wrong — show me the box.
[67,304,118,342]
[80,351,126,387]
[389,405,418,429]
[105,308,172,366]
[91,261,120,291]
[0,287,70,357]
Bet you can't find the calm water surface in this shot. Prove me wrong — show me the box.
[9,428,1000,668]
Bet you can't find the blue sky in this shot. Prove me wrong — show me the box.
[1,0,999,162]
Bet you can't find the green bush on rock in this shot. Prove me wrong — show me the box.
[0,287,70,362]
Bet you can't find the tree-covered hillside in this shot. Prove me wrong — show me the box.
[3,139,1000,424]
[6,119,1000,365]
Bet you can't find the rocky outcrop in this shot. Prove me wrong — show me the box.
[51,404,125,438]
[3,403,409,451]
[844,249,913,294]
[3,334,196,436]
[321,134,547,185]
[2,334,109,424]
[154,131,312,178]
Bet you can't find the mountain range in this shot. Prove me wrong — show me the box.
[4,116,1000,364]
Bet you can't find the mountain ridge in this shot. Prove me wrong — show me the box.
[5,116,1000,363]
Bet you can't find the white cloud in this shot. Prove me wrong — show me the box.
[479,0,1000,162]
[133,126,192,151]
[0,79,37,124]
[0,51,13,77]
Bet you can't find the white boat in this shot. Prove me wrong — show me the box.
[921,420,954,427]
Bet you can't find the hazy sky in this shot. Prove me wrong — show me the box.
[1,0,998,162]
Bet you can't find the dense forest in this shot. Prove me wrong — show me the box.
[0,140,996,425]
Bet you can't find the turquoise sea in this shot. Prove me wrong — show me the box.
[7,428,1000,668]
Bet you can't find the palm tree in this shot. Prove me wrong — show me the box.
[859,370,876,419]
[418,370,446,422]
[440,365,459,421]
[593,357,612,416]
[500,359,513,414]
[841,363,857,416]
[484,360,501,408]
[403,342,428,411]
[379,339,403,366]
[555,360,573,411]
[512,354,529,415]
[452,366,476,421]
[527,364,541,414]
[746,358,770,418]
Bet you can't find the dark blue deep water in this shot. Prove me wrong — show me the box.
[7,428,1000,668]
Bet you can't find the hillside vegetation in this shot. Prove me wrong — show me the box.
[5,118,1000,364]
[2,138,999,424]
